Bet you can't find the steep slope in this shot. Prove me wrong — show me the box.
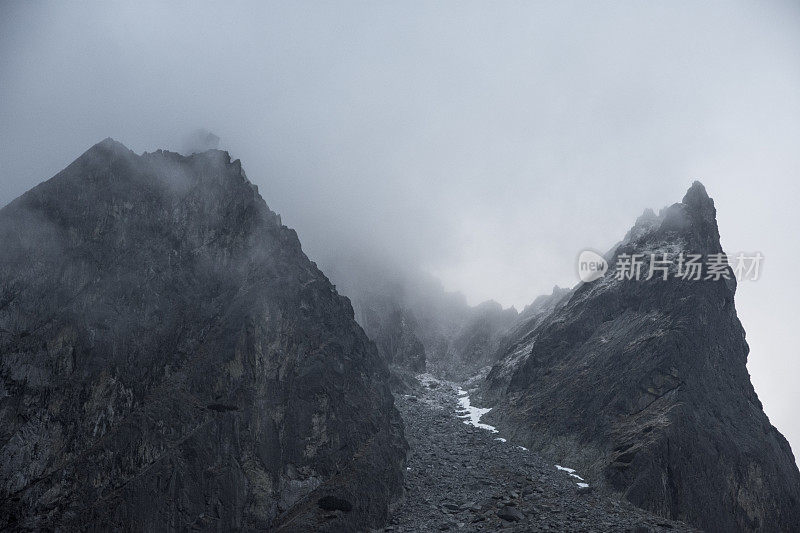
[0,139,406,531]
[389,375,694,532]
[483,183,800,532]
[357,294,427,372]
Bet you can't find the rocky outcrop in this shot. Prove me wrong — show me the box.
[483,182,800,532]
[0,139,406,531]
[358,297,427,373]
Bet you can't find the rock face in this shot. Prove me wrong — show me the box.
[349,286,428,373]
[483,182,800,532]
[0,139,406,531]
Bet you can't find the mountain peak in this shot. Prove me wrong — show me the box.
[682,179,709,204]
[681,179,716,220]
[90,136,133,155]
[483,180,800,532]
[672,179,722,254]
[65,138,137,175]
[619,181,722,256]
[0,142,406,531]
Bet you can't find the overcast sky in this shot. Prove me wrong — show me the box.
[1,1,799,457]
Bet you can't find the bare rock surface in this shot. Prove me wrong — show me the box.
[386,375,694,532]
[0,139,406,532]
[482,182,800,532]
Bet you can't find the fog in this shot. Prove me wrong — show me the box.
[1,1,799,456]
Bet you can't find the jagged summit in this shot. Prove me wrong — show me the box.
[482,183,800,532]
[44,139,266,225]
[79,138,239,174]
[682,179,711,207]
[0,140,406,531]
[619,181,722,257]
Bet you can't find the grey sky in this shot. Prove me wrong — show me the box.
[1,1,799,458]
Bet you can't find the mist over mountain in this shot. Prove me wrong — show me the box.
[2,3,798,453]
[0,140,405,531]
[1,2,799,532]
[320,250,518,379]
[1,140,799,532]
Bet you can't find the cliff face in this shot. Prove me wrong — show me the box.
[0,139,406,531]
[356,295,427,372]
[484,183,800,532]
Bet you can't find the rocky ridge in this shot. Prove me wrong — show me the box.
[482,182,800,532]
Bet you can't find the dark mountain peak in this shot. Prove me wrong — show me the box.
[664,180,722,254]
[663,180,717,232]
[22,139,271,232]
[0,143,406,531]
[619,181,722,257]
[69,137,135,167]
[94,136,131,152]
[483,183,800,532]
[77,139,238,180]
[682,179,711,208]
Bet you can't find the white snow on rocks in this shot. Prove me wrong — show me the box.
[556,464,590,488]
[420,373,597,495]
[455,387,498,433]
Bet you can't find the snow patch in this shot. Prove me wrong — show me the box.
[495,437,507,442]
[556,464,590,488]
[455,388,498,433]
